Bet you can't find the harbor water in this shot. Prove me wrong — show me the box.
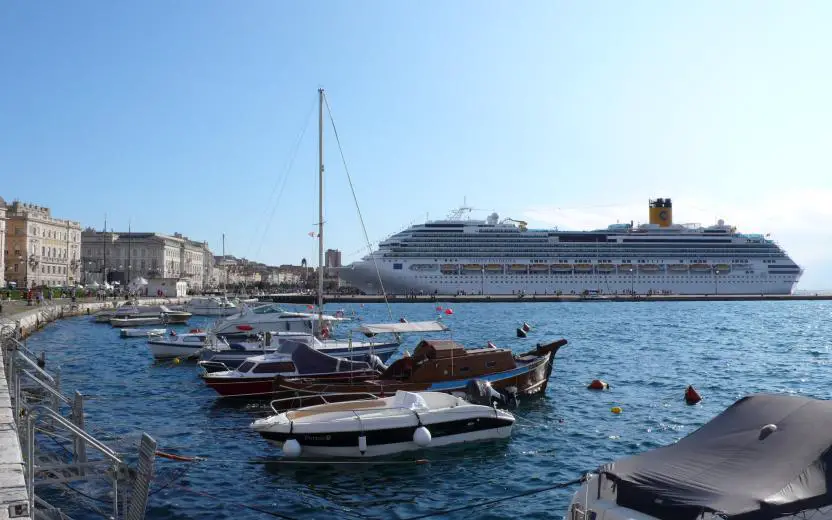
[24,300,832,519]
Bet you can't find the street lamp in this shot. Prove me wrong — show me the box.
[714,268,721,295]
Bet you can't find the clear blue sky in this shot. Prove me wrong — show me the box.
[2,2,831,288]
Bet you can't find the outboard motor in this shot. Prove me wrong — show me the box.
[465,379,519,409]
[364,354,387,372]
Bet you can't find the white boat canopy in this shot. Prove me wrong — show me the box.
[358,321,448,334]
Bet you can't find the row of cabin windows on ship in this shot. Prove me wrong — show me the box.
[415,275,781,281]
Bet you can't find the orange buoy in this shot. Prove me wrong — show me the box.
[444,308,454,315]
[685,385,702,405]
[588,379,610,391]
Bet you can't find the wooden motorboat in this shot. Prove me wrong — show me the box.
[270,338,568,402]
[120,328,166,338]
[251,390,515,458]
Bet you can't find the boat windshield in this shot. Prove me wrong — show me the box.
[237,361,256,373]
[252,304,286,315]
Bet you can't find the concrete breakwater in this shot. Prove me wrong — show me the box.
[0,297,189,519]
[1,297,190,338]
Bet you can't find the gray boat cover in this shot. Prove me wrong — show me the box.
[287,340,371,374]
[601,394,832,520]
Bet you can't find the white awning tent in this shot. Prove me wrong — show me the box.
[358,321,448,334]
[131,277,149,286]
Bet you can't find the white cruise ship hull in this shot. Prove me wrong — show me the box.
[341,262,799,296]
[342,200,802,296]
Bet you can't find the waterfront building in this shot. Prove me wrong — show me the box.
[3,201,82,289]
[0,197,6,288]
[81,230,211,290]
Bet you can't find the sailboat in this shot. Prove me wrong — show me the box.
[204,89,446,370]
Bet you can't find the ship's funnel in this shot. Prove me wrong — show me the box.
[649,198,673,227]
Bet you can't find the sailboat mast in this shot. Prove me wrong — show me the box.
[103,215,107,285]
[317,88,324,312]
[222,233,226,294]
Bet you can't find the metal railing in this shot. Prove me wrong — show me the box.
[2,333,156,520]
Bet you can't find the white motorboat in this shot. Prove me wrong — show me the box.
[120,328,166,338]
[146,331,208,359]
[251,390,515,458]
[185,296,238,317]
[567,394,832,520]
[198,331,402,372]
[92,310,115,323]
[210,303,345,338]
[110,306,191,327]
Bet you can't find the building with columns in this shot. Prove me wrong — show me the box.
[81,230,212,290]
[3,201,82,288]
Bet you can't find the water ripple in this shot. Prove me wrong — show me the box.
[20,300,832,519]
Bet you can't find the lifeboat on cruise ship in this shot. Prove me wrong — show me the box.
[714,264,731,273]
[639,264,661,273]
[550,264,572,272]
[573,264,593,273]
[485,264,503,273]
[617,264,635,273]
[595,264,615,273]
[669,264,689,273]
[530,264,549,273]
[440,264,458,274]
[690,263,711,272]
[509,264,528,273]
[462,264,483,272]
[409,264,438,271]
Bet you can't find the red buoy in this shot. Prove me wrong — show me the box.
[588,379,610,390]
[444,308,454,315]
[436,306,443,311]
[521,322,531,332]
[685,385,702,405]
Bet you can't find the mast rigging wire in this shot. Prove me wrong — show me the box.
[322,93,393,321]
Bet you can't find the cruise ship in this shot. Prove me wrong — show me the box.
[340,199,802,296]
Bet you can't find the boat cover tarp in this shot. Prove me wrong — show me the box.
[287,340,370,374]
[601,394,832,519]
[359,321,448,334]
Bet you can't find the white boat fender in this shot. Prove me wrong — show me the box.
[358,434,368,455]
[283,438,302,458]
[408,411,429,447]
[414,426,431,447]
